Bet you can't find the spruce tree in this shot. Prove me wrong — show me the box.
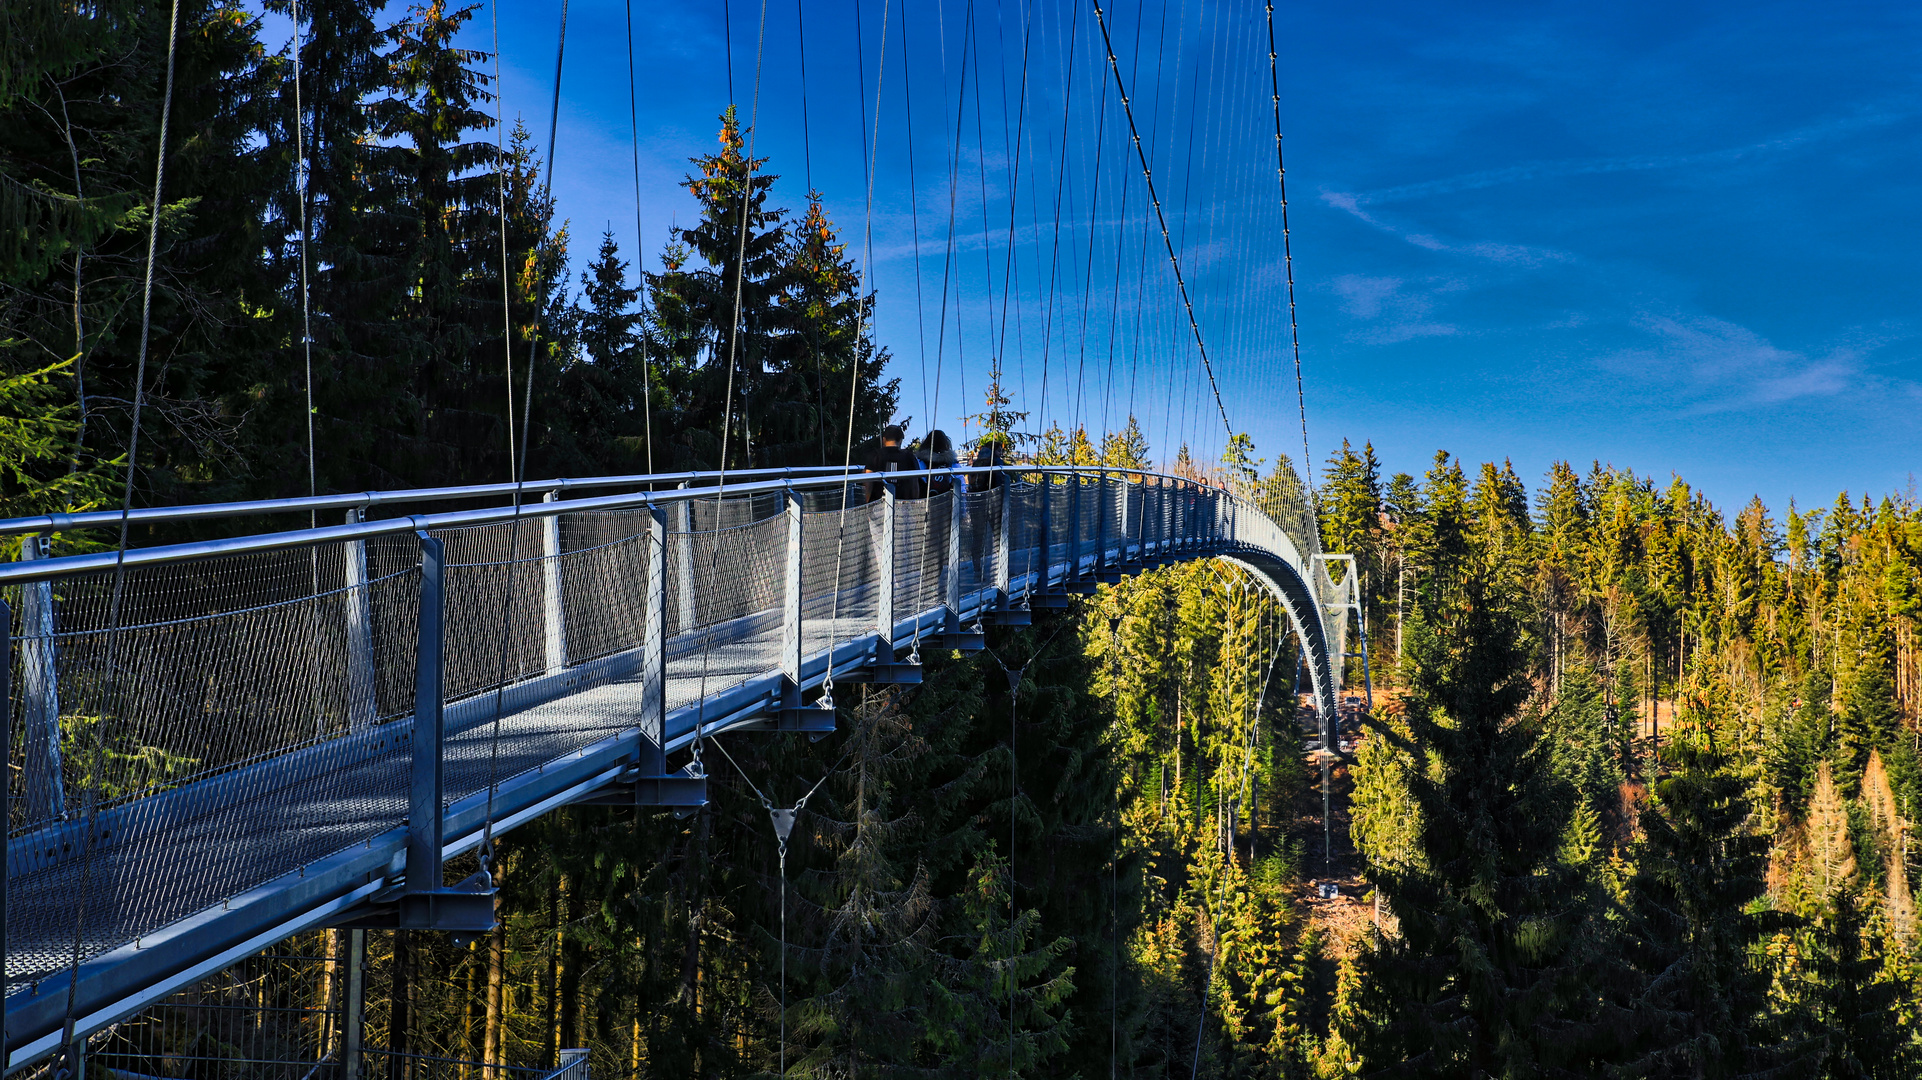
[1337,511,1629,1072]
[1618,740,1797,1076]
[541,230,647,476]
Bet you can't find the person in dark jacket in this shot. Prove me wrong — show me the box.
[864,424,926,501]
[968,438,1007,492]
[965,438,1009,583]
[919,429,959,496]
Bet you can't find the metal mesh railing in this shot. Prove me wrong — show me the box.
[1,466,1329,1016]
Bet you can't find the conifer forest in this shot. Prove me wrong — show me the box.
[4,0,1921,1076]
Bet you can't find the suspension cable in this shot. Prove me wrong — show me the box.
[821,0,892,698]
[476,0,570,884]
[1266,0,1312,500]
[625,0,653,472]
[292,0,315,513]
[60,0,183,1069]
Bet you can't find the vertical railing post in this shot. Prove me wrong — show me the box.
[19,536,62,823]
[1067,471,1081,580]
[342,928,366,1080]
[944,481,963,631]
[1095,472,1110,575]
[673,483,694,633]
[407,532,446,896]
[640,505,668,778]
[781,486,803,708]
[343,510,377,730]
[875,479,896,661]
[541,491,566,674]
[994,471,1014,603]
[1,596,11,1045]
[1036,476,1051,590]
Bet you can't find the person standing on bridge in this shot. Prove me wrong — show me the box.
[918,429,959,496]
[863,424,926,502]
[965,438,1008,584]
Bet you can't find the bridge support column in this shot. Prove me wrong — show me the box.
[407,533,446,893]
[1095,473,1109,576]
[1067,473,1080,581]
[343,511,377,730]
[943,485,962,631]
[877,479,893,651]
[780,487,803,709]
[672,483,694,633]
[399,532,494,932]
[641,505,669,777]
[1035,477,1050,592]
[541,491,565,674]
[19,536,63,824]
[994,476,1013,602]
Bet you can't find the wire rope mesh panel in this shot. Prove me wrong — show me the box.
[1071,478,1092,568]
[1046,481,1072,579]
[556,520,650,667]
[558,508,651,554]
[1104,479,1130,559]
[1004,483,1043,590]
[661,514,784,714]
[1151,483,1174,553]
[688,492,783,531]
[81,934,346,1080]
[799,502,879,665]
[891,492,950,626]
[4,546,422,987]
[957,488,1002,598]
[432,522,552,701]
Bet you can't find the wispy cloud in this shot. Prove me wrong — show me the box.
[1607,314,1864,413]
[1334,105,1913,209]
[1330,273,1463,344]
[1320,192,1570,267]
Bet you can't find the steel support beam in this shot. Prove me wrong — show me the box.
[400,532,494,933]
[541,491,566,674]
[18,537,61,824]
[673,484,694,632]
[343,510,377,730]
[781,487,803,707]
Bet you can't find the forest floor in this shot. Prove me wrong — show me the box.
[1292,693,1387,961]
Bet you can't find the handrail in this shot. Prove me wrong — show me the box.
[0,466,1232,587]
[0,465,862,537]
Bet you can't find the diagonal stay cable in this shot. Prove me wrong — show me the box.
[822,0,893,706]
[475,0,570,885]
[1089,0,1232,446]
[691,0,772,773]
[707,731,857,1080]
[1265,0,1313,503]
[57,0,182,1069]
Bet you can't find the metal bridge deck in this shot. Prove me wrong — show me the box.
[0,469,1345,1072]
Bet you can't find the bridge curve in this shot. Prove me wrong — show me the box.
[0,465,1342,1071]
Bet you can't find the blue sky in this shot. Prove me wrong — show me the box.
[435,0,1920,516]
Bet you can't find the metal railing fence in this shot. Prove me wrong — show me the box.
[0,464,1340,1039]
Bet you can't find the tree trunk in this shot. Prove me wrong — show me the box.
[320,930,340,1063]
[389,931,412,1080]
[484,913,505,1077]
[558,875,579,1053]
[544,872,562,1068]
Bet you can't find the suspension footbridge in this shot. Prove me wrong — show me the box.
[0,465,1348,1073]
